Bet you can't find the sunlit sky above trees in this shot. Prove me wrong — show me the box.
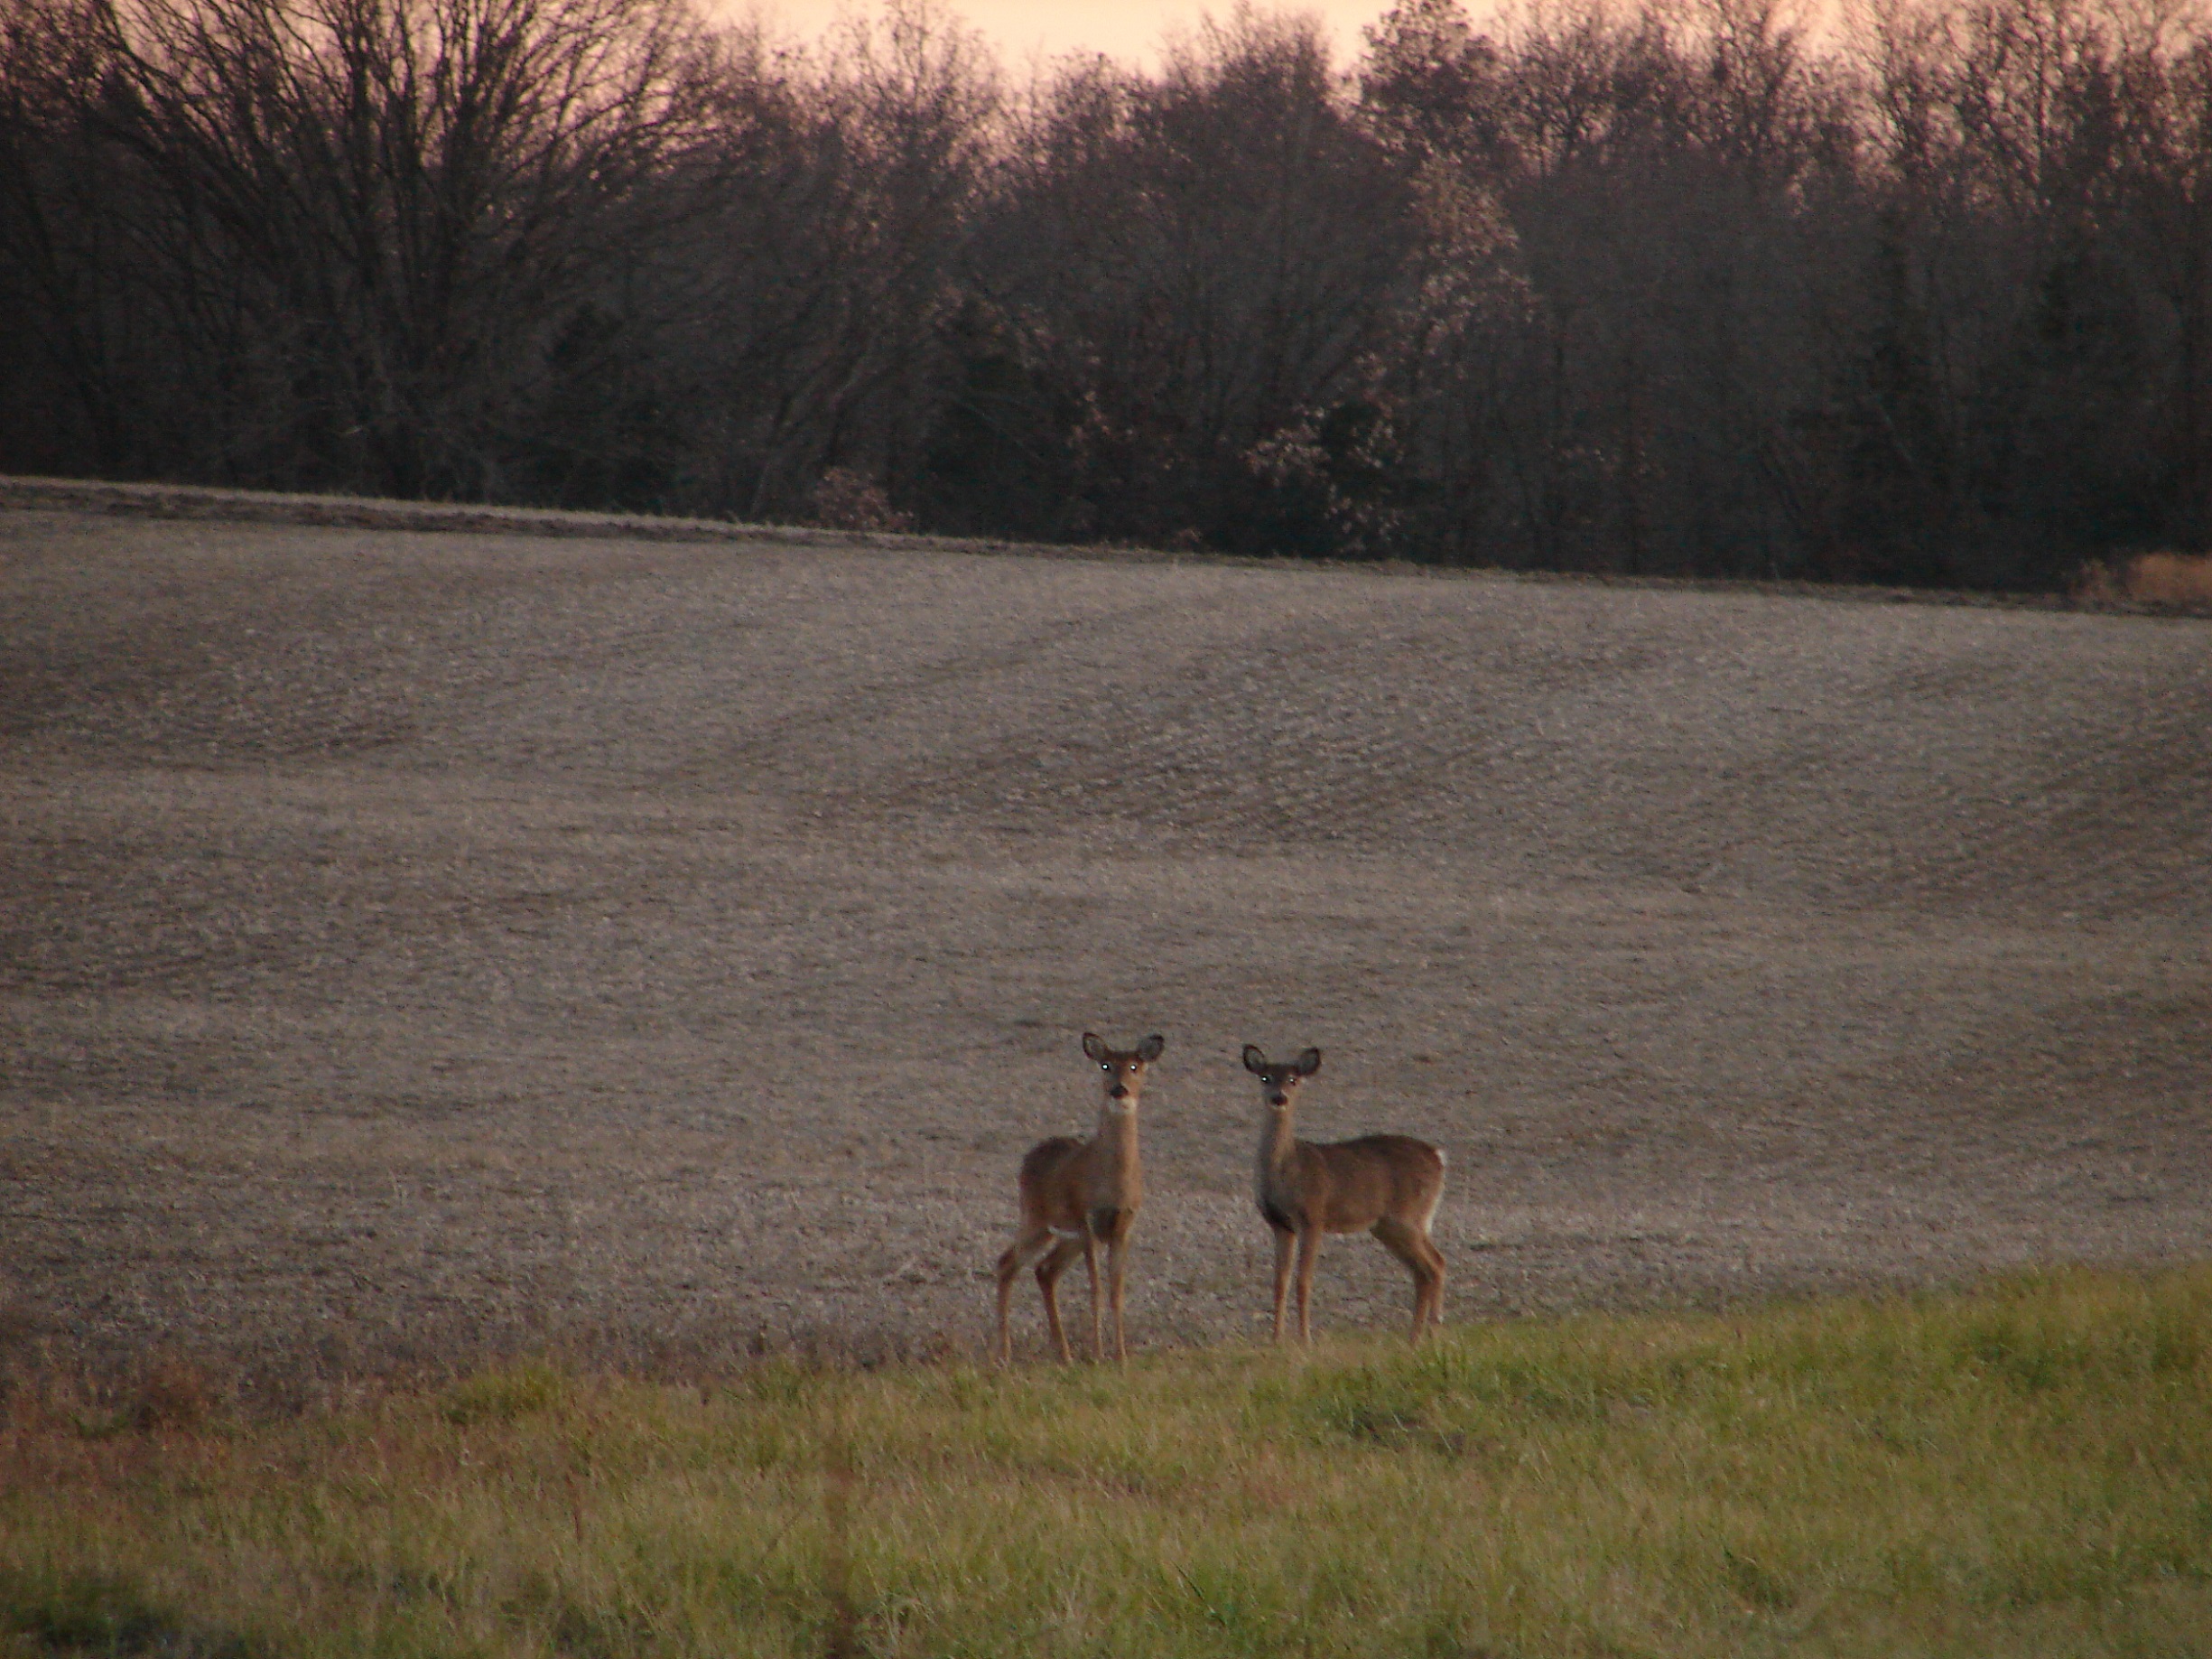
[748,0,1399,67]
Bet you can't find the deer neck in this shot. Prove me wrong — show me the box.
[1257,1105,1299,1184]
[1089,1097,1142,1200]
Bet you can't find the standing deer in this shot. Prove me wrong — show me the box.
[994,1031,1165,1364]
[1243,1045,1446,1345]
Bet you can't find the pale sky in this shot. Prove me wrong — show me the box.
[743,1,1407,71]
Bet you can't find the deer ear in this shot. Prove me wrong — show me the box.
[1295,1048,1322,1076]
[1137,1033,1165,1062]
[1082,1032,1107,1061]
[1242,1045,1269,1075]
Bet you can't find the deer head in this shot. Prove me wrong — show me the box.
[1241,1044,1322,1111]
[1083,1031,1165,1111]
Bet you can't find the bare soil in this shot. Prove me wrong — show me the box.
[3,493,2207,1382]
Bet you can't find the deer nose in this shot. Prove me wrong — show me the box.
[1268,1093,1287,1108]
[1110,1084,1129,1100]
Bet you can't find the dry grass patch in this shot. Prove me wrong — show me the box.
[3,1267,2210,1656]
[2077,551,2212,610]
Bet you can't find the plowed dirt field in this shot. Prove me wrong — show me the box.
[4,494,2207,1380]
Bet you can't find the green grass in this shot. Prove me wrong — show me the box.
[6,1267,2212,1655]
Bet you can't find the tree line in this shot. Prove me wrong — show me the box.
[4,0,2207,588]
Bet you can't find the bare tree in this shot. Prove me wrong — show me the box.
[953,10,1419,551]
[76,0,717,497]
[5,0,2208,581]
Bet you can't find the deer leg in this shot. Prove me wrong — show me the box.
[996,1225,1056,1365]
[1418,1234,1445,1337]
[1083,1229,1104,1363]
[1373,1219,1441,1345]
[1269,1226,1295,1345]
[1035,1235,1083,1365]
[1106,1224,1130,1364]
[1296,1227,1322,1345]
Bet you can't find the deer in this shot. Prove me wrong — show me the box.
[994,1031,1165,1365]
[1242,1045,1446,1346]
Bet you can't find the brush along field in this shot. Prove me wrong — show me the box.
[5,1269,2211,1656]
[1,497,2209,1383]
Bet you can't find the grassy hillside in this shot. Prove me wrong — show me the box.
[6,1266,2210,1657]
